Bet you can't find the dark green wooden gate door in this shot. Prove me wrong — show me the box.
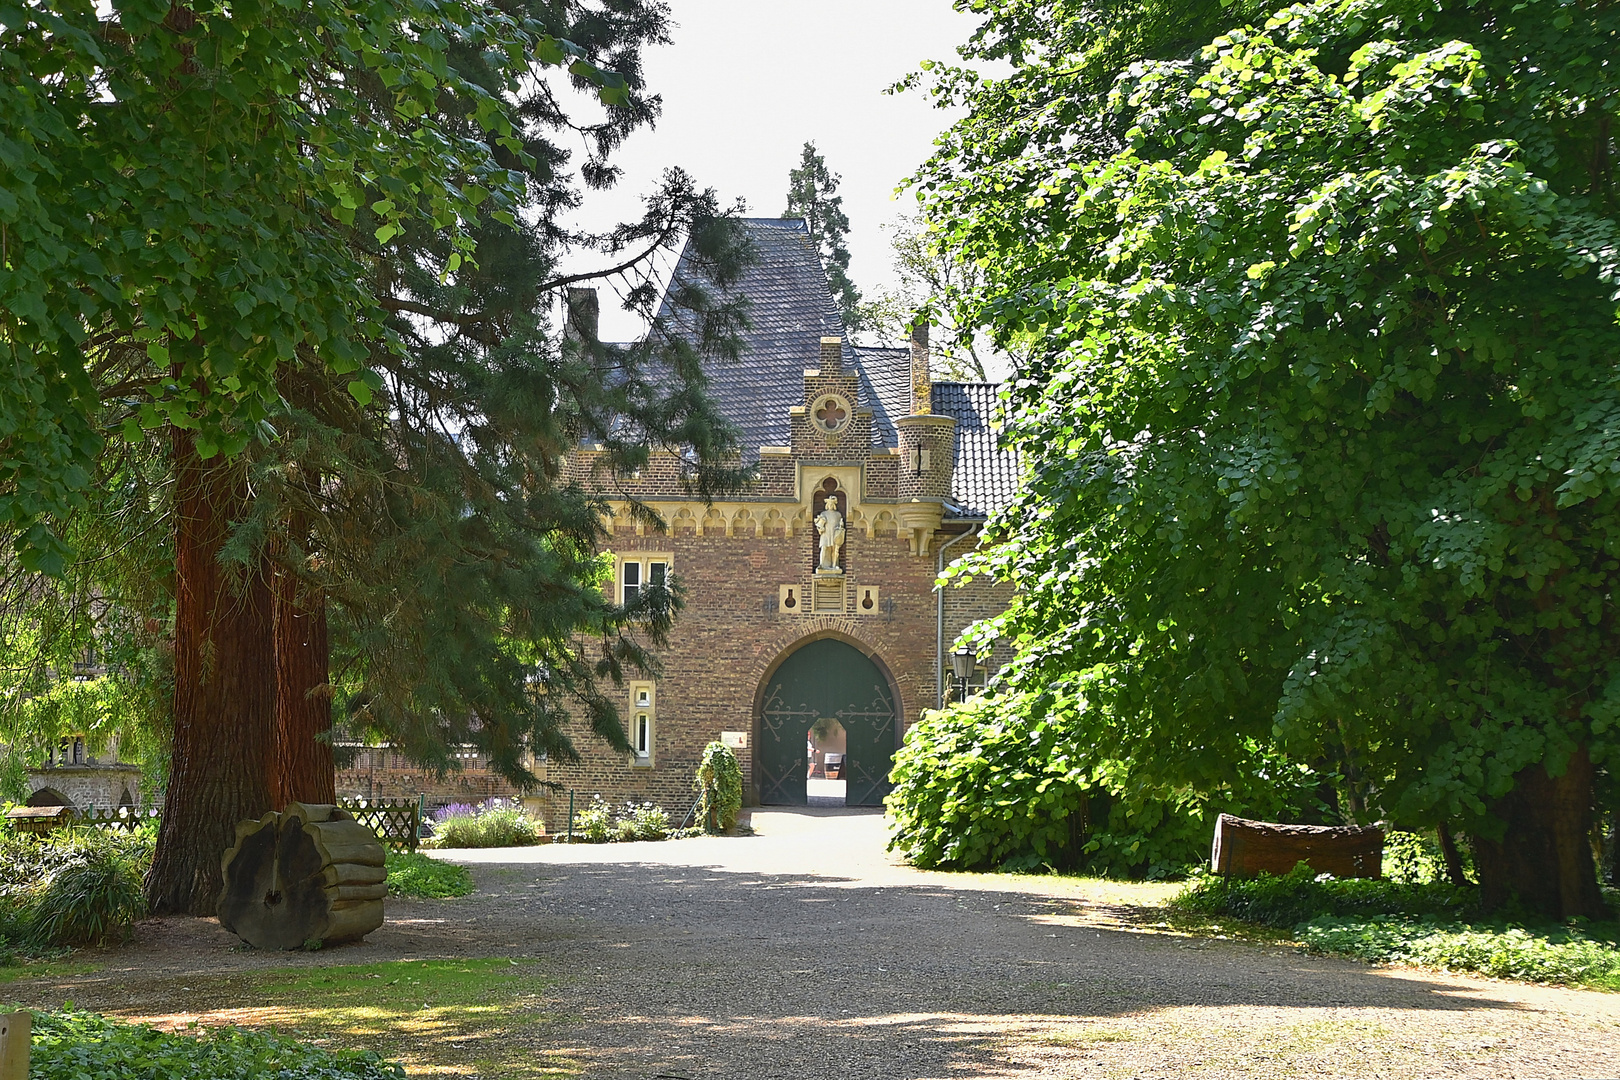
[759,638,896,806]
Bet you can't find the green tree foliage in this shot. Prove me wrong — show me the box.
[0,0,627,573]
[783,141,861,325]
[2,0,748,781]
[854,215,1011,382]
[3,0,750,913]
[254,195,751,787]
[0,432,174,796]
[920,0,1620,917]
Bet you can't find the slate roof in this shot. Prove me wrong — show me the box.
[657,218,905,452]
[849,344,911,451]
[652,219,1017,513]
[932,382,1021,519]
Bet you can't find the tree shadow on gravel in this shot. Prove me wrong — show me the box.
[1,854,1579,1080]
[471,860,1593,1079]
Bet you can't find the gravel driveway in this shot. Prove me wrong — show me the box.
[10,807,1620,1078]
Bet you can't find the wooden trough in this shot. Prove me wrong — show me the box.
[219,802,386,950]
[1211,813,1384,879]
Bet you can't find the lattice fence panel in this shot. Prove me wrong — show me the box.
[339,800,421,852]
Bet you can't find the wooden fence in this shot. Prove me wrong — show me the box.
[3,806,159,834]
[9,800,419,851]
[338,799,422,852]
[77,806,160,832]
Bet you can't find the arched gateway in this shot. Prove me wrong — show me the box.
[758,638,898,807]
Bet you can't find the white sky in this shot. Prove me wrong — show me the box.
[557,0,990,343]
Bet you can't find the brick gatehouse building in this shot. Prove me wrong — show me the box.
[535,217,1018,828]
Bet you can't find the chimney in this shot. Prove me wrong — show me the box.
[819,335,844,375]
[910,319,931,415]
[565,287,600,344]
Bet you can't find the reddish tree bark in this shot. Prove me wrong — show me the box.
[272,567,335,808]
[1472,746,1608,920]
[147,434,277,916]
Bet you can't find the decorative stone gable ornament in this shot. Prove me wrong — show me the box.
[814,495,845,573]
[809,393,853,444]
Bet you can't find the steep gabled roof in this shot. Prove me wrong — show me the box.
[849,344,910,452]
[657,218,903,452]
[932,382,1021,519]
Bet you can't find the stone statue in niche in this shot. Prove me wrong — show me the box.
[814,494,845,573]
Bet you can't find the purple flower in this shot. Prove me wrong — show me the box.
[434,803,479,823]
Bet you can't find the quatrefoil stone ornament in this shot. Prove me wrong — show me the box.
[810,393,852,434]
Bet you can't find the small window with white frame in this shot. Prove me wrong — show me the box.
[618,555,671,607]
[629,681,655,766]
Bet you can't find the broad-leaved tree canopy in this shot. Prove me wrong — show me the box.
[922,0,1620,917]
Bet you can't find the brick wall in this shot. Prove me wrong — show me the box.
[941,535,1019,699]
[538,523,1002,829]
[334,767,523,808]
[864,452,899,499]
[538,337,1015,830]
[897,415,959,501]
[26,765,144,810]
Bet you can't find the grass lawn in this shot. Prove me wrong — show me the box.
[5,958,574,1080]
[244,958,570,1078]
[0,961,100,986]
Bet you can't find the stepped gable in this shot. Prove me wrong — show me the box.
[932,382,1020,518]
[657,217,906,453]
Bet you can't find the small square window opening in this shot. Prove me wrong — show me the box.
[629,681,655,766]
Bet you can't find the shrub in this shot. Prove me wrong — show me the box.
[569,798,671,842]
[887,693,1328,878]
[26,1007,406,1079]
[1171,862,1620,990]
[695,742,742,834]
[886,694,1087,872]
[573,796,615,843]
[0,827,154,952]
[430,801,539,849]
[628,802,669,841]
[1170,863,1478,927]
[29,849,148,947]
[385,851,473,899]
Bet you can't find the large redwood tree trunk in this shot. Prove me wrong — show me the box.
[147,434,277,915]
[1472,745,1608,920]
[273,567,335,808]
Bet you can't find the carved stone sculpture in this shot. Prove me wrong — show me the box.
[814,495,845,573]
